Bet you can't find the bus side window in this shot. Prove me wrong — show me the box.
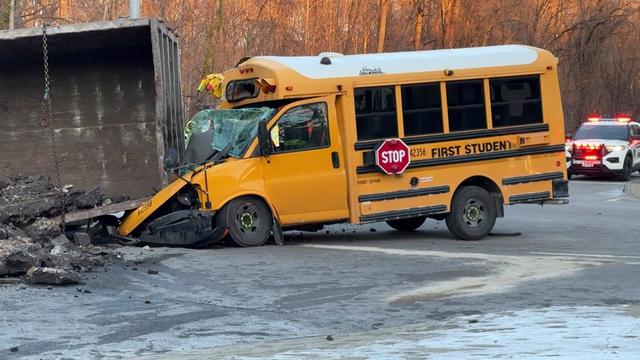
[446,80,487,132]
[271,102,329,153]
[355,86,399,141]
[401,83,443,136]
[490,76,542,127]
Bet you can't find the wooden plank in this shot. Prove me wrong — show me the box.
[54,197,150,224]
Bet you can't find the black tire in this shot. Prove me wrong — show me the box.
[386,216,427,232]
[619,155,632,181]
[567,168,573,180]
[217,197,271,247]
[445,186,497,241]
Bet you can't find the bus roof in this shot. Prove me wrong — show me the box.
[253,45,550,80]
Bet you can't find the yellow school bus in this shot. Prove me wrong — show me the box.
[118,45,568,247]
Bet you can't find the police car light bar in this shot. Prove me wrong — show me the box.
[585,115,632,123]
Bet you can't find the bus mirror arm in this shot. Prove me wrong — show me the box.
[258,120,272,157]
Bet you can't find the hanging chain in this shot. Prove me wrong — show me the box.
[40,24,66,231]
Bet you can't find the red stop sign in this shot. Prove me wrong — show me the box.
[375,139,411,174]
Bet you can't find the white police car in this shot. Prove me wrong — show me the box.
[567,116,640,180]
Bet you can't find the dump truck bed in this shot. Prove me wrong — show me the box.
[0,19,184,204]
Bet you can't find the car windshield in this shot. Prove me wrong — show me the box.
[574,124,629,141]
[183,107,276,164]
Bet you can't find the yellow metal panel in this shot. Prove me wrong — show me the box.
[118,176,190,236]
[484,78,493,129]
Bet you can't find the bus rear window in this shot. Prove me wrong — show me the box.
[490,76,542,127]
[355,86,398,141]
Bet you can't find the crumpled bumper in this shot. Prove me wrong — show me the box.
[136,210,225,247]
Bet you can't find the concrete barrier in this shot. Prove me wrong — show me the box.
[624,178,640,198]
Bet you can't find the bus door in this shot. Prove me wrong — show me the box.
[263,96,349,225]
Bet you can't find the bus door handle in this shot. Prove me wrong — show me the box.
[331,151,340,169]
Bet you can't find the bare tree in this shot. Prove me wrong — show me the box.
[377,0,389,52]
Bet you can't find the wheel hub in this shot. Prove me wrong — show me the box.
[239,212,255,230]
[463,199,485,228]
[465,206,480,221]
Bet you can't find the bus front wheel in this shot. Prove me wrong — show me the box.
[445,186,497,241]
[386,216,426,232]
[218,197,271,247]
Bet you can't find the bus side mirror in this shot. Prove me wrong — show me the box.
[163,147,179,170]
[258,120,272,157]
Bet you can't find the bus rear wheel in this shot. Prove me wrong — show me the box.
[445,186,497,240]
[386,216,426,232]
[218,197,271,247]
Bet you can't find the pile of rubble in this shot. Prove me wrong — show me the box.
[0,176,123,285]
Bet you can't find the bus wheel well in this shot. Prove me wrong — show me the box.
[455,176,504,218]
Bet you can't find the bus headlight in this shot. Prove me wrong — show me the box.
[605,145,624,153]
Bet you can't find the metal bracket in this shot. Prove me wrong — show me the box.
[272,216,284,246]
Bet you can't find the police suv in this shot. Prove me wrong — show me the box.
[567,116,640,180]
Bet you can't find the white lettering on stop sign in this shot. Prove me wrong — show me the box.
[375,139,411,174]
[381,150,406,163]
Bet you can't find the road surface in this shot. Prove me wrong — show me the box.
[1,177,639,359]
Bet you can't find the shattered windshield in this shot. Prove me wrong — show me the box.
[184,107,276,164]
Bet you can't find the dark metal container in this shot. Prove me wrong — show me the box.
[0,18,184,199]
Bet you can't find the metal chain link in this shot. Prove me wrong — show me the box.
[40,24,66,231]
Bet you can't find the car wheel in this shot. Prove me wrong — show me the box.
[620,156,632,181]
[386,216,427,232]
[445,186,497,240]
[218,197,271,247]
[567,168,573,180]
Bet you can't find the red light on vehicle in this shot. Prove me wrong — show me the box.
[616,116,631,123]
[585,155,599,160]
[587,116,600,122]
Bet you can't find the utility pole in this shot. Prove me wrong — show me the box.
[130,0,141,19]
[9,0,16,30]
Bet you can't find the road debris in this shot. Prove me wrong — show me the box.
[0,239,44,276]
[0,176,123,285]
[26,267,81,285]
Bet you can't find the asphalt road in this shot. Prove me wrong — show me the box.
[1,176,639,359]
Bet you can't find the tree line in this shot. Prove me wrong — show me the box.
[2,0,639,130]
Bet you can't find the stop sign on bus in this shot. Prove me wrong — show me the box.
[375,139,411,174]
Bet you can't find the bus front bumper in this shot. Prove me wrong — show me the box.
[134,210,225,247]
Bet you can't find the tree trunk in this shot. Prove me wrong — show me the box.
[9,0,15,29]
[414,1,425,49]
[377,0,389,52]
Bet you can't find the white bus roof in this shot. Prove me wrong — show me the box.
[257,45,546,79]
